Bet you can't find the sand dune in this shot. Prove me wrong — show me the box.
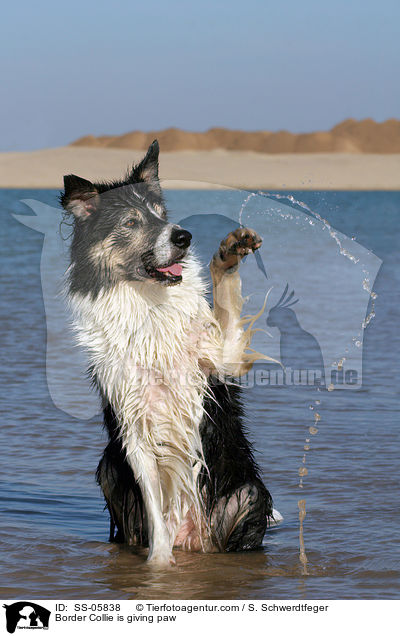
[70,119,400,154]
[0,146,399,189]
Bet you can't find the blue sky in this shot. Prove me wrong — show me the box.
[1,0,399,150]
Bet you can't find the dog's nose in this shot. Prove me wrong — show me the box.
[171,228,192,249]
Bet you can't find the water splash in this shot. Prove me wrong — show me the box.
[261,192,362,264]
[238,192,258,226]
[298,499,309,575]
[239,188,380,363]
[237,188,379,381]
[255,192,361,265]
[297,397,322,575]
[236,189,379,572]
[238,192,380,329]
[361,274,378,329]
[362,312,376,329]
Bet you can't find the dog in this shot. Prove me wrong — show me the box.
[60,140,273,566]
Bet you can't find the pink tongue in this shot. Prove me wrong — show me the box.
[156,263,183,276]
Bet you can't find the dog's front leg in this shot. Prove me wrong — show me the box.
[210,227,264,377]
[126,444,174,567]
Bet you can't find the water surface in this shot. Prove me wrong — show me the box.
[0,189,399,599]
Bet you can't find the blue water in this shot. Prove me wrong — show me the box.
[0,189,399,599]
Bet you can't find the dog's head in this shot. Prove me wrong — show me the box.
[60,140,192,295]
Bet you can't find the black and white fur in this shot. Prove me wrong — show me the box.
[61,141,273,566]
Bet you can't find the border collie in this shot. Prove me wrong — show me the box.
[61,141,273,566]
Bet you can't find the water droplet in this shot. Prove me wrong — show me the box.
[362,312,375,329]
[337,357,346,371]
[362,278,371,293]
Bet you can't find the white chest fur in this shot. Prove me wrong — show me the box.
[68,257,222,555]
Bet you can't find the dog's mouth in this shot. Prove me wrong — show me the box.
[145,261,183,285]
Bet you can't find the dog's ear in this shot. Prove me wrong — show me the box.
[128,140,162,196]
[61,175,99,219]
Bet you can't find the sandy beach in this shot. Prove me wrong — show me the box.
[0,146,399,190]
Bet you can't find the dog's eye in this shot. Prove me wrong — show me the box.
[124,219,136,227]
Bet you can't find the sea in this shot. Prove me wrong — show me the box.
[0,188,399,599]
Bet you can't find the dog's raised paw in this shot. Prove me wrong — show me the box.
[216,227,262,270]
